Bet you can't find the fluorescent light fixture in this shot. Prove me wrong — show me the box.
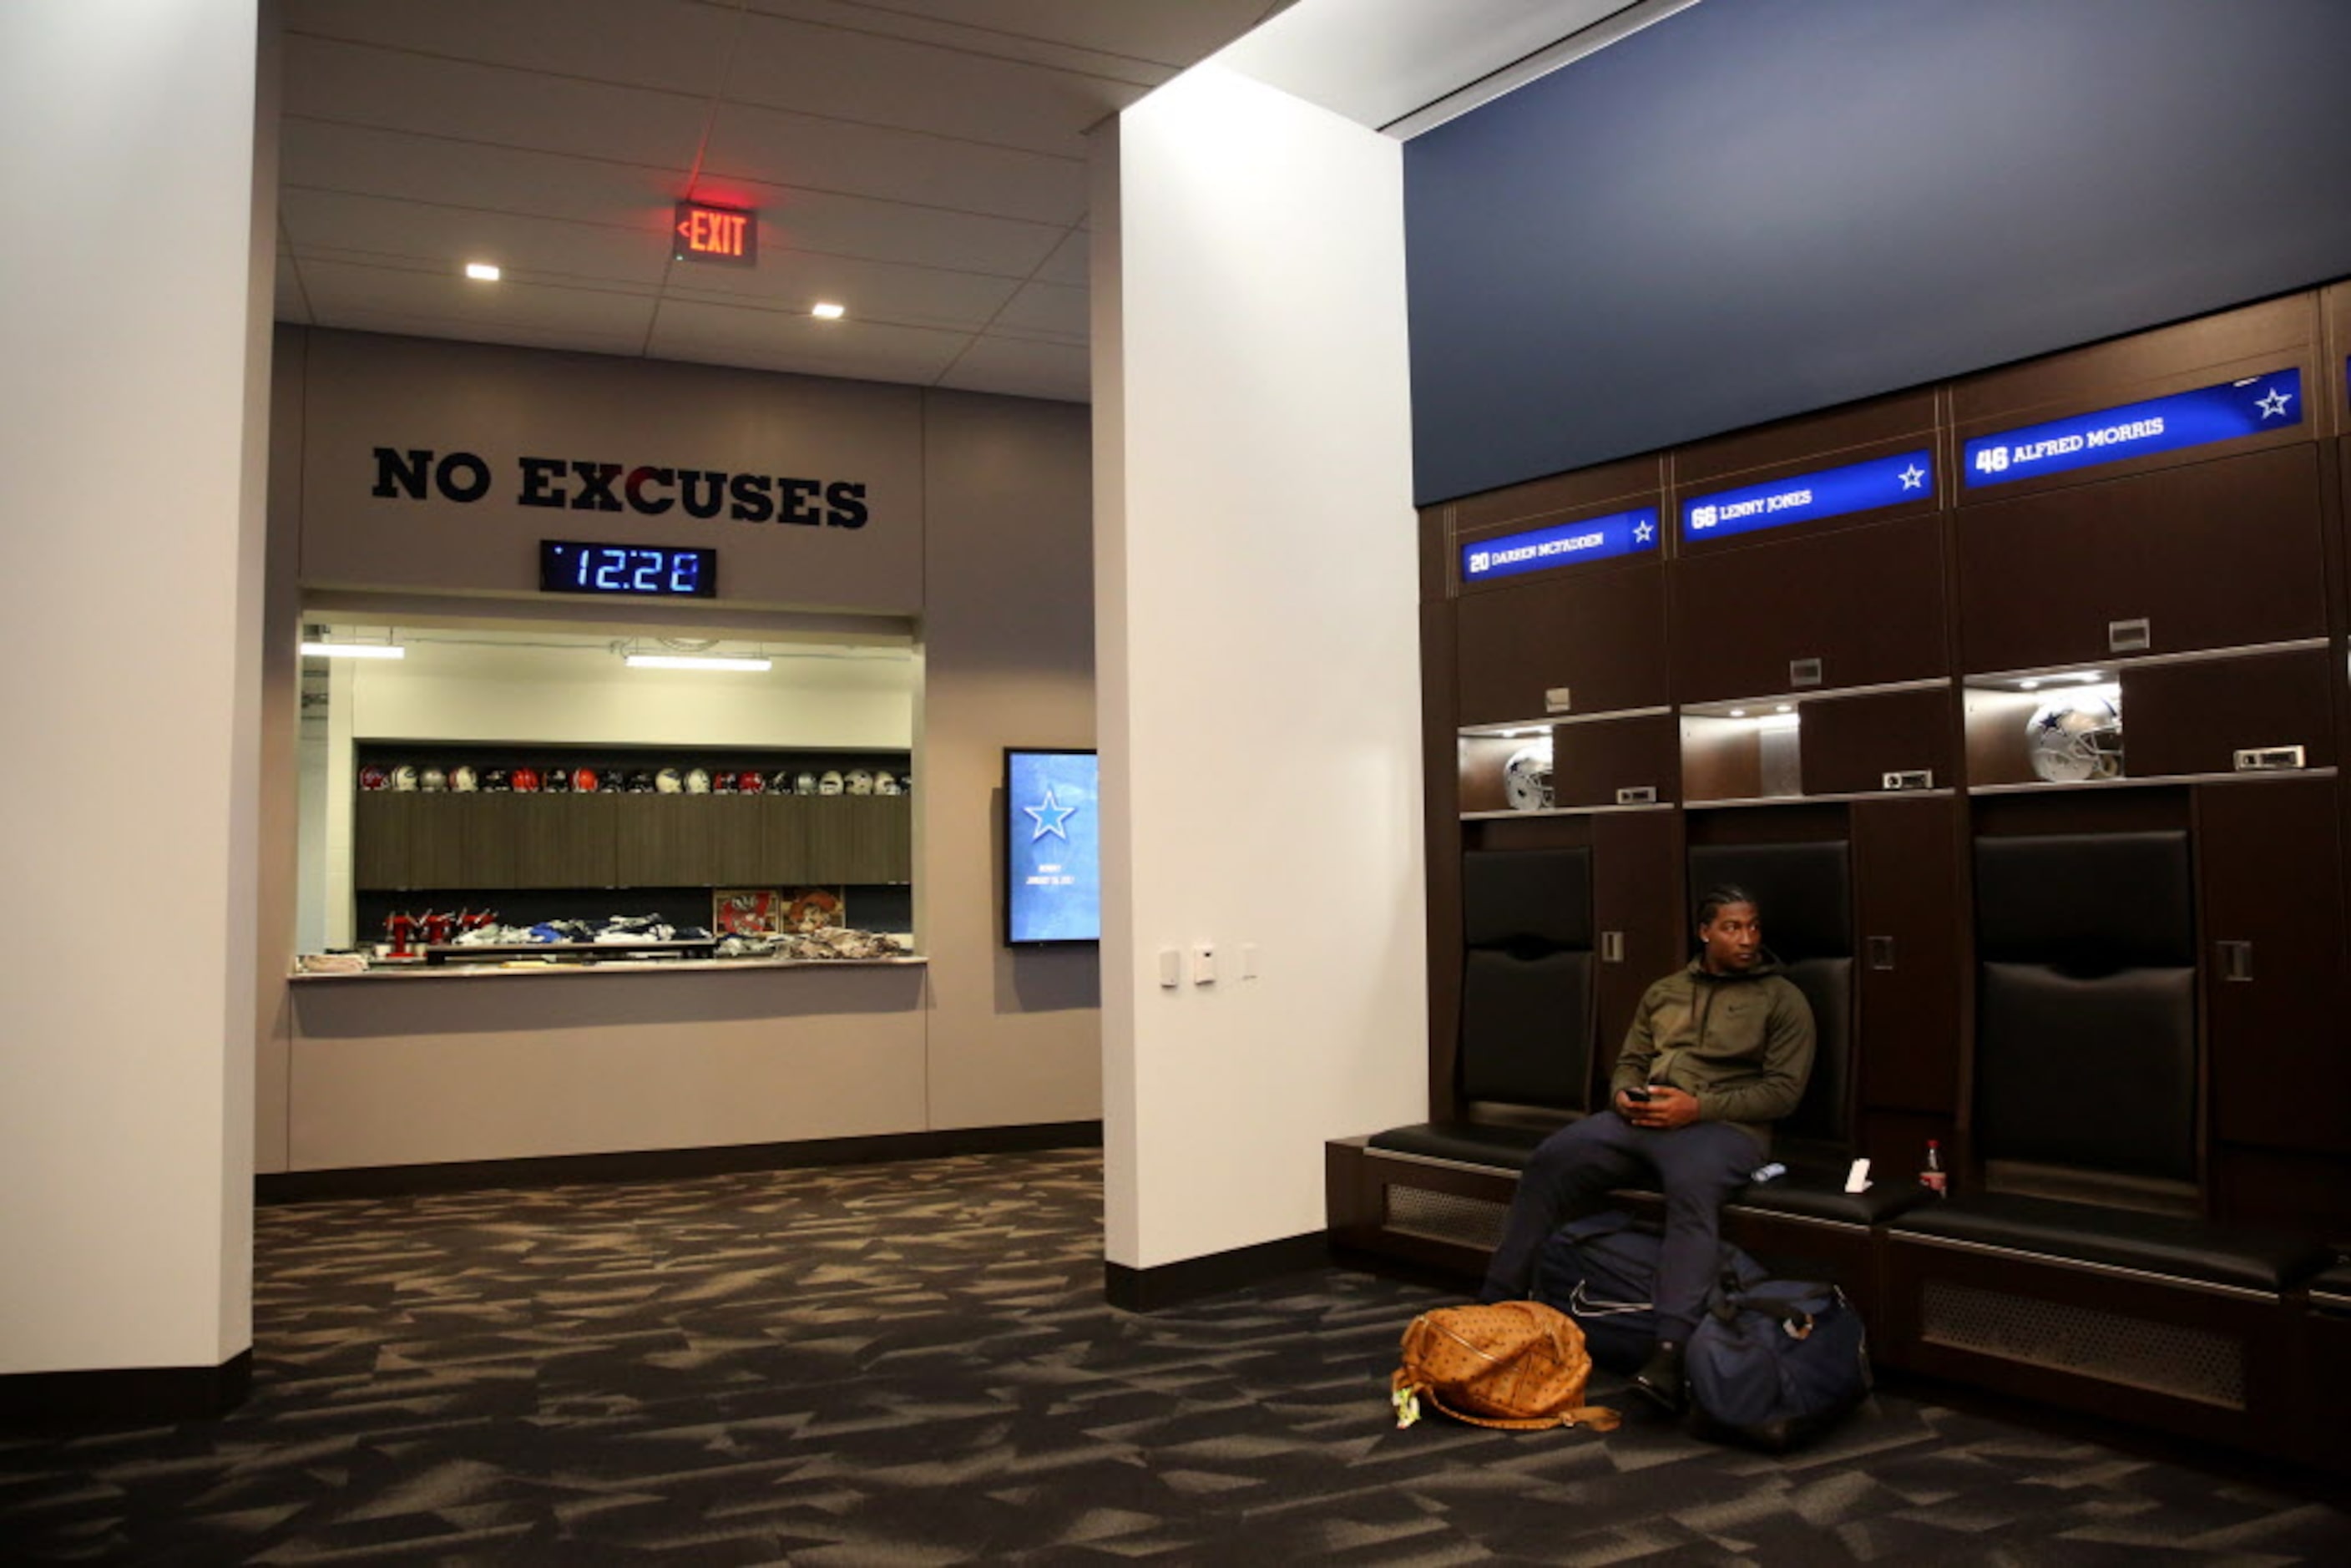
[811,301,846,320]
[465,262,502,281]
[301,640,404,660]
[624,653,772,672]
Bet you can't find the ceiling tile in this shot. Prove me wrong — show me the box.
[281,34,709,168]
[734,0,1281,73]
[300,259,661,341]
[699,99,1084,227]
[647,297,968,384]
[662,250,1019,334]
[1031,227,1091,286]
[722,8,1144,159]
[275,263,315,323]
[281,119,686,230]
[282,0,743,96]
[282,190,673,289]
[936,333,1090,402]
[990,281,1087,343]
[719,178,1065,279]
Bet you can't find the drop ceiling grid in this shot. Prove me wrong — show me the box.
[270,0,1275,401]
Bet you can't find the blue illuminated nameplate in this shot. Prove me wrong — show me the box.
[1964,370,2302,488]
[1681,451,1933,544]
[1460,508,1659,584]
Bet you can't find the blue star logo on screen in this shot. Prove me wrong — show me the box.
[1633,518,1655,543]
[1898,463,1927,490]
[1024,786,1077,842]
[2257,387,2293,418]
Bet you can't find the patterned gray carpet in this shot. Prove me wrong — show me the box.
[3,1148,2347,1565]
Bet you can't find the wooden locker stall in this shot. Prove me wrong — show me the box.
[1673,515,1949,704]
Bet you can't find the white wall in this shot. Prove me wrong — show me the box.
[1094,66,1427,1271]
[918,392,1101,1130]
[343,639,916,749]
[0,0,264,1373]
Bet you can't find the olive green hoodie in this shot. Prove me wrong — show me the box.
[1609,955,1816,1151]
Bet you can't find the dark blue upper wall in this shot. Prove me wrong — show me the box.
[1404,0,2351,506]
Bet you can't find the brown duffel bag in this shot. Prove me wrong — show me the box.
[1391,1300,1620,1432]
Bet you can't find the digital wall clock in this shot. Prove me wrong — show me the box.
[539,541,717,598]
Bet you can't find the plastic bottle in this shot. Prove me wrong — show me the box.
[1920,1138,1948,1195]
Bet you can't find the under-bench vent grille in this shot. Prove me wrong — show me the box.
[1384,1186,1509,1250]
[1921,1279,2245,1409]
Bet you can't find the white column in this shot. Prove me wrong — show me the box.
[1093,65,1427,1272]
[0,0,266,1377]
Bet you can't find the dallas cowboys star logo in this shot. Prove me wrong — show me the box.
[1024,786,1077,842]
[1633,518,1656,544]
[2256,387,2293,419]
[1898,463,1927,491]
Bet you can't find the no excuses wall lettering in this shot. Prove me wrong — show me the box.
[371,448,870,529]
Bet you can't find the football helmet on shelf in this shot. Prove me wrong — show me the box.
[1502,740,1555,812]
[2025,691,2124,783]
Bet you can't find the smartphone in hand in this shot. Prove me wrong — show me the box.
[1622,1086,1653,1103]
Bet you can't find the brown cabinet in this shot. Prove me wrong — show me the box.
[1800,685,1956,796]
[2199,777,2351,1155]
[1672,514,1948,703]
[1955,444,2328,673]
[1852,796,1963,1115]
[353,793,417,891]
[2119,646,2336,778]
[355,787,908,892]
[803,796,913,884]
[1457,560,1669,723]
[1591,808,1684,1085]
[1551,714,1679,808]
[513,792,616,888]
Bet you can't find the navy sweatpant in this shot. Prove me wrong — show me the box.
[1479,1111,1762,1340]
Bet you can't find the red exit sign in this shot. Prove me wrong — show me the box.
[673,202,756,266]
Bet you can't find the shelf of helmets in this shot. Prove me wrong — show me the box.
[354,753,913,893]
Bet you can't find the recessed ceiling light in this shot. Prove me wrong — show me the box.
[1728,708,1747,718]
[811,301,846,320]
[1774,704,1792,713]
[464,262,501,281]
[2019,678,2041,690]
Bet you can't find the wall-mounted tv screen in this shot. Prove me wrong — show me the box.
[1004,747,1100,945]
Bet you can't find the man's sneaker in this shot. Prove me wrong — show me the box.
[1633,1339,1686,1414]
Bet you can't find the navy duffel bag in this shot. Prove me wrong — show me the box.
[1685,1275,1872,1453]
[1531,1211,1768,1375]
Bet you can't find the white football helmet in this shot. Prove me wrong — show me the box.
[819,771,844,796]
[1502,740,1555,812]
[2025,692,2124,783]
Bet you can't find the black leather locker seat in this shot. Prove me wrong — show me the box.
[1733,1156,1931,1226]
[1889,1191,2334,1293]
[2307,1261,2351,1309]
[1369,847,1595,1160]
[1368,1120,1550,1170]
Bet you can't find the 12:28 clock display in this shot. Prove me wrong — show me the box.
[539,541,717,598]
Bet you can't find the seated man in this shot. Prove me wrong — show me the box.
[1479,884,1815,1411]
